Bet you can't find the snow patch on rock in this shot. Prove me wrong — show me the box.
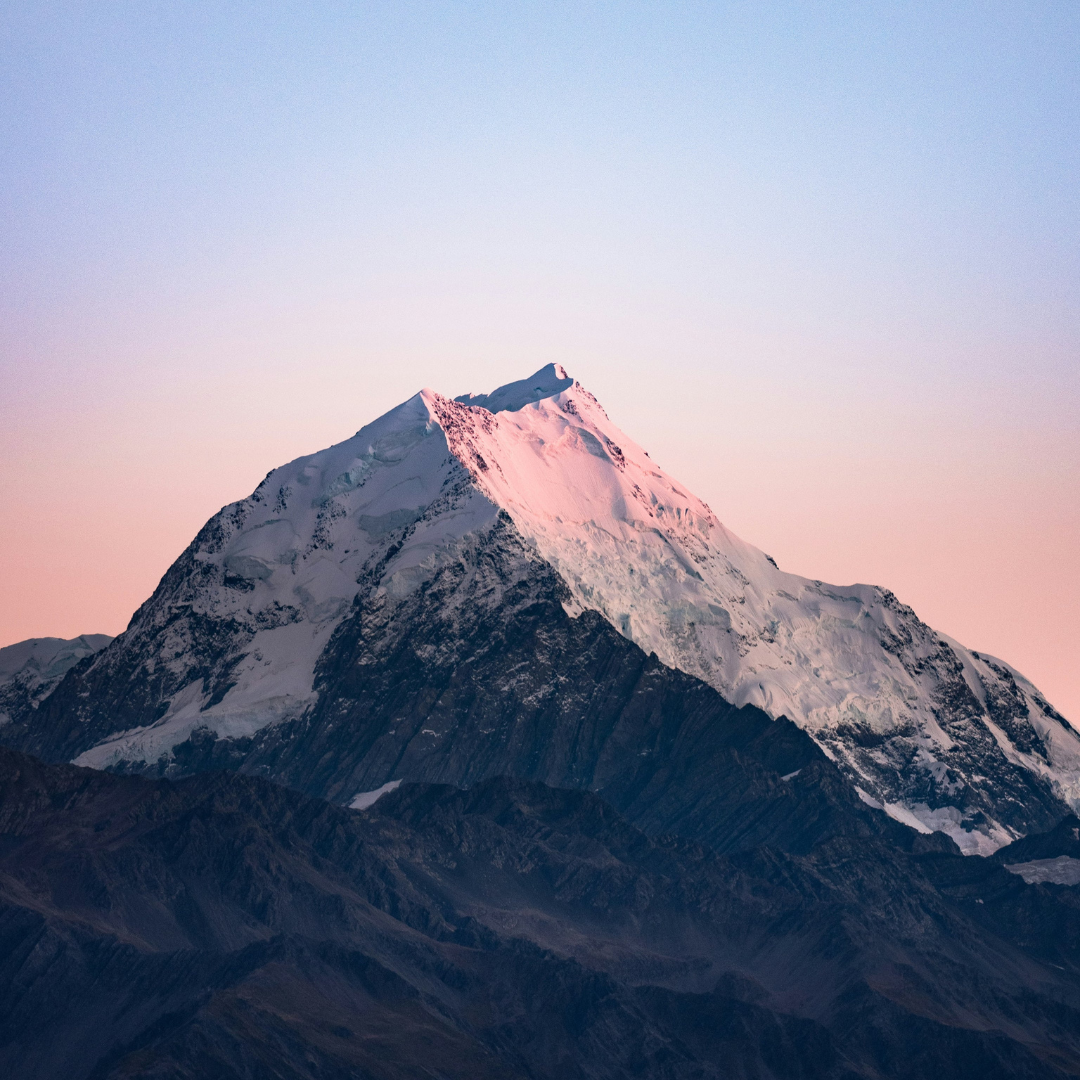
[1004,856,1080,886]
[349,779,403,810]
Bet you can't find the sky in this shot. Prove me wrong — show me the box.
[2,2,1078,720]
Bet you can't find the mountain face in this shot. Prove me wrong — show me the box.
[4,365,1077,854]
[3,745,1080,1080]
[0,635,112,729]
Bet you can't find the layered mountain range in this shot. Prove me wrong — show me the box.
[2,365,1076,855]
[4,745,1080,1079]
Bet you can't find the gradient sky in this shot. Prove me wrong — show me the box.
[2,2,1078,720]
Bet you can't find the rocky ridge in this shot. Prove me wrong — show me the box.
[3,745,1080,1079]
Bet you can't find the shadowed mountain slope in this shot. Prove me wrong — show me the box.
[2,746,1080,1079]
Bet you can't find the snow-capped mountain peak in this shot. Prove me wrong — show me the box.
[0,635,113,727]
[25,365,1077,855]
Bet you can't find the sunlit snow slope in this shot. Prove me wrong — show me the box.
[47,365,1078,854]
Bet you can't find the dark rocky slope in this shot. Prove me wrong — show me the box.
[2,746,1080,1079]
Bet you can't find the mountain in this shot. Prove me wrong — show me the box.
[3,744,1080,1079]
[3,365,1076,854]
[0,635,112,728]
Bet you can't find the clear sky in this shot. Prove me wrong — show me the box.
[2,2,1078,720]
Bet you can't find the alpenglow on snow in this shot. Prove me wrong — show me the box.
[17,365,1079,854]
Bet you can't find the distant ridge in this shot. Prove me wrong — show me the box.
[0,634,112,727]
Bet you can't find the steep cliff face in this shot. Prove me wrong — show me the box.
[7,365,1077,853]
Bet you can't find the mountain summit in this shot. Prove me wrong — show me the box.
[9,365,1078,853]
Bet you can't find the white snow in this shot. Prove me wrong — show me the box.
[454,362,574,413]
[349,779,403,810]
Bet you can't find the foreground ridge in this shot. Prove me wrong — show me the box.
[2,746,1080,1079]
